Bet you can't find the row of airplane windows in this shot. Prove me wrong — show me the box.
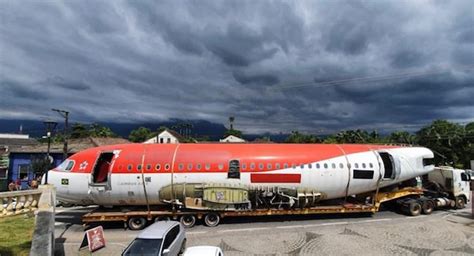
[119,162,376,172]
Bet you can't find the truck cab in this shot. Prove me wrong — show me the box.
[427,166,471,208]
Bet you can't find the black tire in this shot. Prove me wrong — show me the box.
[455,197,465,209]
[179,238,187,254]
[180,215,196,228]
[408,201,422,216]
[128,217,147,230]
[421,200,434,215]
[204,213,220,227]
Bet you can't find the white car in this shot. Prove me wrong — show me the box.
[183,246,223,256]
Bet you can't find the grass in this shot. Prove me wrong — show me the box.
[0,214,35,256]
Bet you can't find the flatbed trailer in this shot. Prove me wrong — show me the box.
[82,187,425,230]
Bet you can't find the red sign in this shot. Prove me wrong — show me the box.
[80,226,106,252]
[251,173,301,183]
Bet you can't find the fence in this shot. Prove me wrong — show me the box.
[0,189,42,217]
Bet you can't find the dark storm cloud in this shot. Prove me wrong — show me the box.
[0,0,472,134]
[233,71,280,86]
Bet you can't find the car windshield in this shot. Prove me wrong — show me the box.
[122,238,163,256]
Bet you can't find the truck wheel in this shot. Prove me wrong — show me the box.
[455,197,465,209]
[421,200,434,215]
[128,217,147,230]
[180,215,196,228]
[204,213,220,227]
[408,201,422,216]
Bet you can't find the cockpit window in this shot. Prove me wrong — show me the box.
[423,157,434,166]
[65,160,75,171]
[57,160,74,172]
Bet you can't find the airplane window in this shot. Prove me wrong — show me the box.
[205,163,211,170]
[300,164,304,169]
[308,163,312,169]
[275,163,280,169]
[332,163,336,169]
[196,164,201,170]
[355,163,359,168]
[137,164,142,171]
[362,163,366,168]
[242,163,247,170]
[187,163,193,171]
[347,163,351,169]
[284,163,288,169]
[155,164,161,171]
[65,161,74,171]
[250,163,255,170]
[165,164,170,170]
[118,165,123,171]
[259,163,264,170]
[324,163,328,169]
[178,164,184,171]
[292,164,296,169]
[339,163,344,169]
[316,163,320,169]
[127,164,132,171]
[146,164,151,171]
[218,163,224,170]
[267,163,272,170]
[369,163,374,168]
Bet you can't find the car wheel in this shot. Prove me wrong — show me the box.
[204,213,220,227]
[179,238,187,254]
[180,215,196,228]
[128,217,147,230]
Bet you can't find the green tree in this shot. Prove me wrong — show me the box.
[388,131,415,145]
[69,123,117,139]
[129,127,154,142]
[70,123,89,139]
[30,155,53,175]
[460,122,474,168]
[285,131,321,143]
[416,120,465,167]
[89,123,116,137]
[225,128,243,138]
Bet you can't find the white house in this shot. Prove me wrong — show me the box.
[219,135,246,143]
[144,129,183,144]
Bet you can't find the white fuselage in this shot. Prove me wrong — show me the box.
[48,146,434,206]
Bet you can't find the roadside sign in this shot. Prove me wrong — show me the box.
[79,226,106,252]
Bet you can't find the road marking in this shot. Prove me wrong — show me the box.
[406,215,427,219]
[317,221,349,226]
[187,231,208,235]
[199,218,399,233]
[218,227,270,233]
[276,225,304,229]
[356,218,392,223]
[59,242,128,247]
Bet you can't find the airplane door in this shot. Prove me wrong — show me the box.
[378,152,400,180]
[228,159,240,179]
[88,152,115,205]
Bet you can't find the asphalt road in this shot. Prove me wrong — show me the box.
[54,204,474,255]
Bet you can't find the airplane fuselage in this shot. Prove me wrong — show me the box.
[47,143,434,206]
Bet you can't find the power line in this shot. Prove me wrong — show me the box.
[269,66,474,91]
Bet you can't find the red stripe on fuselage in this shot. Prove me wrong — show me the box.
[250,173,301,183]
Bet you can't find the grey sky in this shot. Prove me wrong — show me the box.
[0,0,473,134]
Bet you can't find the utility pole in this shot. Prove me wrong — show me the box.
[52,108,69,161]
[43,120,57,184]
